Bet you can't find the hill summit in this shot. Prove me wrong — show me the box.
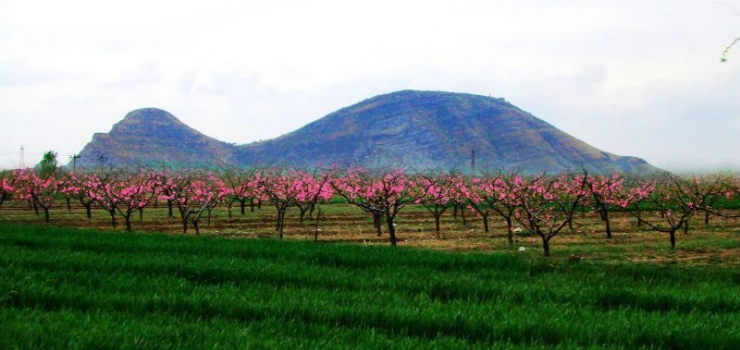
[75,108,235,168]
[73,90,662,174]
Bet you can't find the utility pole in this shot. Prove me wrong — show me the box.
[19,145,24,169]
[470,149,475,177]
[70,154,80,173]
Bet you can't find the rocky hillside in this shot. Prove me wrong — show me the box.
[236,90,660,174]
[72,90,662,175]
[75,108,236,169]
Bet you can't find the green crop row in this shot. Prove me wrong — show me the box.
[2,223,739,349]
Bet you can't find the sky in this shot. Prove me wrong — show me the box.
[1,0,739,173]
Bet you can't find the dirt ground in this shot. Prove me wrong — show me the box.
[2,201,739,266]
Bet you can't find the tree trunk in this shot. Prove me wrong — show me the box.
[192,219,200,235]
[276,209,286,239]
[669,229,676,250]
[373,212,383,236]
[386,215,397,246]
[542,235,551,257]
[506,217,513,244]
[109,209,117,228]
[275,210,282,237]
[434,213,442,239]
[43,207,50,223]
[279,211,286,238]
[603,208,612,239]
[298,206,308,225]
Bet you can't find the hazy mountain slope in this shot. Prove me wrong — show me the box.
[236,90,659,174]
[71,91,661,175]
[75,108,237,169]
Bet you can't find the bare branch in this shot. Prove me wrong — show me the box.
[721,36,740,62]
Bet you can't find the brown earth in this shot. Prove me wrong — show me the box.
[2,201,739,266]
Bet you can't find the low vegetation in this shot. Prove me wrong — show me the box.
[3,167,740,347]
[3,167,740,255]
[2,223,739,349]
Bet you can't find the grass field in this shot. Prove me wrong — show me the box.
[2,200,740,263]
[2,222,740,349]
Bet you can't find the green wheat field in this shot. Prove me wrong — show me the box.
[1,222,739,349]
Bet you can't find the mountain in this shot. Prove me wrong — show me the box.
[74,108,237,169]
[236,90,659,174]
[72,90,662,175]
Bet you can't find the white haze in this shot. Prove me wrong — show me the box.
[1,0,739,172]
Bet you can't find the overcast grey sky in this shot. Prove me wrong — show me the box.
[1,0,739,172]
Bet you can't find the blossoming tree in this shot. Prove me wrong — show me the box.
[584,171,633,239]
[632,176,723,250]
[13,170,59,223]
[410,172,458,238]
[160,170,230,234]
[510,172,588,256]
[331,168,414,246]
[0,170,16,208]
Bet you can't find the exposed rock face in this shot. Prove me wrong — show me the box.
[236,90,660,175]
[73,91,662,175]
[75,108,236,169]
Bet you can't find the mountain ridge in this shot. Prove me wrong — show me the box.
[75,108,236,169]
[73,90,662,175]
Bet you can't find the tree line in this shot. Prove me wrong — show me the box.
[1,166,739,256]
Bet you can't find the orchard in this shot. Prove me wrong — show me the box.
[4,167,740,350]
[1,166,739,258]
